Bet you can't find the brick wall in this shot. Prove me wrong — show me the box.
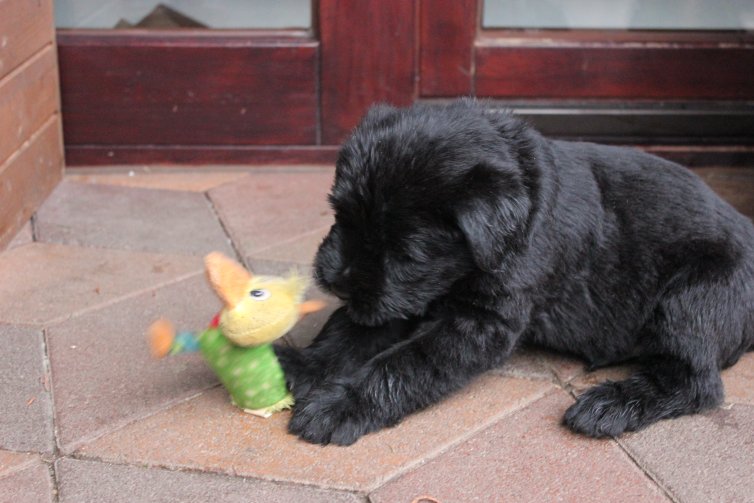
[0,0,63,249]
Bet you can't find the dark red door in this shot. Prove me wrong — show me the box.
[57,0,754,166]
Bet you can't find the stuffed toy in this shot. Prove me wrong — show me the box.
[148,252,325,417]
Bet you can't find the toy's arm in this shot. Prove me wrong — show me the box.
[148,319,200,358]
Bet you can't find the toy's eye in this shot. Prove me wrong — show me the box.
[249,289,270,301]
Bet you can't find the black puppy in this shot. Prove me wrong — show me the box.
[276,99,754,445]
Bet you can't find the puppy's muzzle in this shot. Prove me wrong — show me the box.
[328,266,353,300]
[330,284,351,300]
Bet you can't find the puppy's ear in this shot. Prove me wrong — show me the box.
[362,103,399,127]
[455,163,530,272]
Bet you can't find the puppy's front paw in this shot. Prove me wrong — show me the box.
[563,382,640,437]
[273,345,317,400]
[288,380,373,446]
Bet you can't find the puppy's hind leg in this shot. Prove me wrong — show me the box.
[563,279,746,437]
[563,357,722,437]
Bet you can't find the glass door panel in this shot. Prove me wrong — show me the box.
[54,0,311,29]
[483,0,754,30]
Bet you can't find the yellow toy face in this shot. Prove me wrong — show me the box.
[204,252,308,347]
[219,275,305,346]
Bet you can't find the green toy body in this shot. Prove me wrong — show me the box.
[198,327,292,413]
[148,253,322,418]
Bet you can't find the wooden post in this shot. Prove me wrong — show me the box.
[0,0,63,249]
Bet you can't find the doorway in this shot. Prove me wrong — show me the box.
[56,0,754,166]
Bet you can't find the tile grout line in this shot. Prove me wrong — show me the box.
[62,453,370,501]
[203,191,247,266]
[62,173,251,194]
[615,439,680,503]
[64,165,334,177]
[39,269,205,328]
[365,383,558,494]
[559,384,679,503]
[61,387,556,497]
[47,460,60,503]
[60,385,221,455]
[30,213,39,242]
[0,456,41,480]
[41,327,62,502]
[545,359,587,389]
[203,186,331,267]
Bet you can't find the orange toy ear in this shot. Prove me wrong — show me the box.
[204,252,252,309]
[299,299,327,316]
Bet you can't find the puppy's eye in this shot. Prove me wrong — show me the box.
[249,289,270,301]
[395,252,414,264]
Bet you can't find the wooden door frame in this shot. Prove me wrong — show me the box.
[57,28,331,165]
[420,0,754,165]
[58,0,420,165]
[58,0,754,167]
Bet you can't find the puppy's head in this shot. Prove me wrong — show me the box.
[315,100,532,326]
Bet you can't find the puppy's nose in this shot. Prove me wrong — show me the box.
[330,267,352,300]
[330,284,351,300]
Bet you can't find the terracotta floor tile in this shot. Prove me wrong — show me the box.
[622,403,754,503]
[371,391,668,503]
[569,365,637,394]
[56,457,364,503]
[0,450,39,476]
[248,226,329,265]
[491,347,556,381]
[0,325,54,453]
[721,351,754,405]
[540,350,588,383]
[0,243,202,326]
[209,170,334,259]
[492,347,556,381]
[78,375,553,492]
[66,170,249,192]
[0,457,53,503]
[491,346,587,385]
[35,181,234,257]
[7,221,33,250]
[48,274,221,451]
[3,165,746,498]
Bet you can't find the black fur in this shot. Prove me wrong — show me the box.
[275,99,754,445]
